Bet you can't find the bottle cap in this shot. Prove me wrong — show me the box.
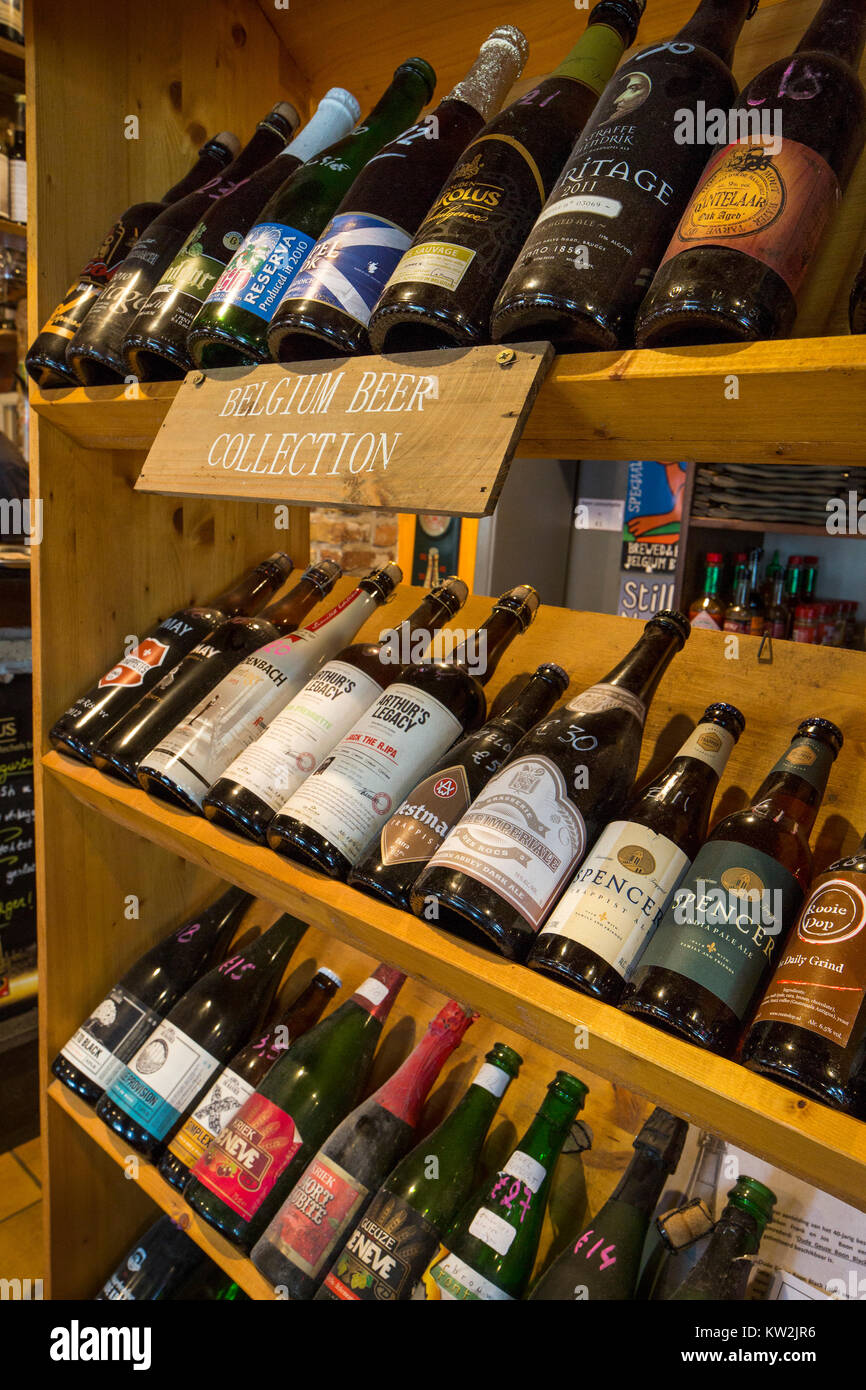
[486,1042,523,1077]
[303,558,342,595]
[395,58,437,103]
[481,24,529,68]
[550,1070,589,1108]
[633,1107,688,1171]
[316,967,342,988]
[494,583,540,631]
[317,87,362,124]
[804,556,820,565]
[706,552,723,562]
[361,561,403,603]
[211,131,242,158]
[535,662,569,694]
[590,1,645,47]
[787,555,804,566]
[265,101,301,133]
[795,716,843,757]
[431,575,469,616]
[263,552,294,579]
[648,609,691,647]
[728,1175,776,1232]
[701,702,745,738]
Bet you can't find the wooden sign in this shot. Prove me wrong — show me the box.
[135,344,553,517]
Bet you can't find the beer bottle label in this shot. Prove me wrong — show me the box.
[539,821,690,976]
[75,263,149,344]
[380,764,472,866]
[269,1155,370,1282]
[567,682,645,724]
[98,637,172,689]
[166,1065,255,1172]
[323,1194,441,1301]
[427,755,587,932]
[661,137,840,297]
[106,1020,221,1139]
[191,1093,304,1221]
[752,869,866,1047]
[60,986,161,1090]
[206,221,317,322]
[422,1246,512,1301]
[282,211,412,328]
[224,659,384,813]
[40,280,101,341]
[690,610,724,631]
[282,683,462,866]
[634,840,804,1021]
[677,721,736,777]
[142,228,229,331]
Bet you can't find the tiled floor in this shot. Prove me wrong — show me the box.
[0,1140,44,1281]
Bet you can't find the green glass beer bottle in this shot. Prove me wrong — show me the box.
[422,1070,588,1300]
[668,1177,776,1300]
[316,1042,522,1302]
[186,60,436,369]
[528,1107,687,1300]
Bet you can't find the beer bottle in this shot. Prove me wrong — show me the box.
[186,60,436,369]
[689,552,726,631]
[491,0,759,350]
[668,1177,776,1300]
[369,1,645,355]
[349,663,568,912]
[159,964,340,1192]
[24,132,239,389]
[639,1128,725,1299]
[94,1215,209,1301]
[96,913,306,1161]
[251,1000,475,1296]
[528,703,744,1004]
[51,884,250,1106]
[184,964,406,1251]
[207,577,469,844]
[315,1042,522,1303]
[268,27,528,362]
[851,246,866,332]
[528,1107,687,1300]
[93,560,333,789]
[50,552,293,765]
[167,563,401,815]
[421,1070,588,1300]
[268,585,541,879]
[68,91,359,386]
[636,0,866,347]
[410,611,690,962]
[722,568,754,635]
[622,717,843,1054]
[742,832,866,1112]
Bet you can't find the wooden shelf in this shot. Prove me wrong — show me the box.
[690,517,866,538]
[0,216,26,240]
[43,748,866,1216]
[0,36,24,85]
[48,1083,276,1300]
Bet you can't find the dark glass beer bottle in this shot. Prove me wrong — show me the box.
[268,585,541,880]
[24,132,239,389]
[636,0,866,347]
[159,963,339,1192]
[349,663,568,912]
[851,247,866,332]
[528,703,744,1004]
[410,611,690,962]
[51,885,250,1106]
[186,61,436,369]
[369,1,645,354]
[50,552,293,765]
[90,559,322,787]
[184,964,406,1252]
[251,999,475,1297]
[95,1216,208,1301]
[316,1042,522,1303]
[742,832,866,1112]
[207,577,469,844]
[491,0,759,350]
[96,913,306,1161]
[622,717,843,1054]
[68,92,359,385]
[172,564,401,815]
[668,1177,776,1300]
[421,1071,588,1301]
[267,27,528,362]
[528,1108,687,1300]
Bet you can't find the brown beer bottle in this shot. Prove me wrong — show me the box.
[636,0,866,347]
[268,586,540,880]
[528,703,744,1004]
[267,26,529,361]
[621,717,843,1055]
[409,611,690,962]
[742,832,866,1112]
[491,0,758,350]
[348,663,568,911]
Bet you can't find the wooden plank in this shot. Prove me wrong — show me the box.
[690,517,866,538]
[134,345,553,517]
[29,382,179,449]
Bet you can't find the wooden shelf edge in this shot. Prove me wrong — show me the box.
[43,750,866,1215]
[47,1082,275,1300]
[29,335,866,466]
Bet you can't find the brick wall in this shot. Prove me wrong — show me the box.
[309,507,399,573]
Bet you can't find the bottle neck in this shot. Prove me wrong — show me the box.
[262,575,326,634]
[703,562,722,597]
[447,36,526,122]
[227,120,292,182]
[520,1090,581,1172]
[375,1003,473,1126]
[361,67,436,150]
[161,140,233,205]
[674,0,755,64]
[553,3,634,81]
[454,607,525,686]
[347,964,406,1024]
[435,1066,510,1156]
[751,737,835,838]
[770,574,785,607]
[702,1205,762,1268]
[500,674,564,735]
[784,567,803,601]
[608,1148,673,1214]
[208,556,292,618]
[601,625,682,709]
[384,591,461,649]
[797,0,866,66]
[731,574,749,607]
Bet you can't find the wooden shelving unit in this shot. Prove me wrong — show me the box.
[28,0,866,1299]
